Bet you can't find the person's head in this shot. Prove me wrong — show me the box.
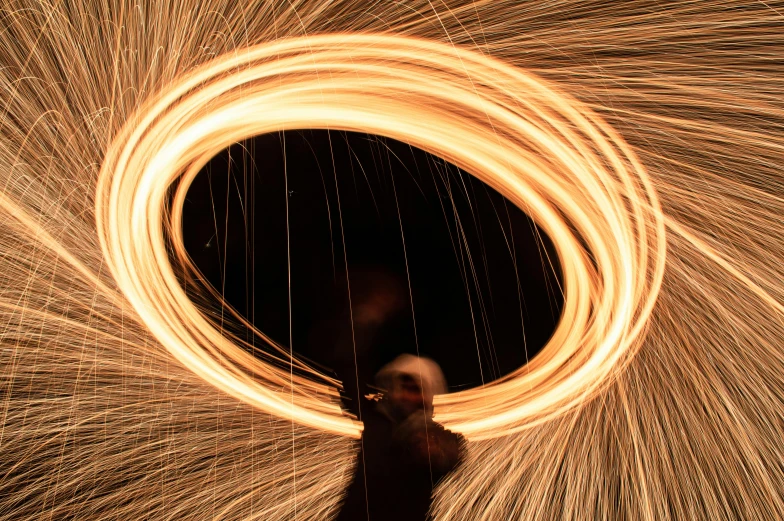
[375,354,447,421]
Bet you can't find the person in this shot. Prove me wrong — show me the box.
[335,355,465,521]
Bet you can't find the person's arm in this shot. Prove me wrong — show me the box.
[395,415,466,478]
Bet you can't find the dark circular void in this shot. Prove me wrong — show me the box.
[181,130,562,413]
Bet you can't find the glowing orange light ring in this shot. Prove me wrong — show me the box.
[96,34,666,440]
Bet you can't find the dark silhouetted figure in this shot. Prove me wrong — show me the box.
[335,355,465,521]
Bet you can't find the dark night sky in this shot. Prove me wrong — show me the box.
[179,130,563,414]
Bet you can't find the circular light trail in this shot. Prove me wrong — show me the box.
[97,34,665,440]
[3,3,783,519]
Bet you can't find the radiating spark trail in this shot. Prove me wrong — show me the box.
[1,2,783,520]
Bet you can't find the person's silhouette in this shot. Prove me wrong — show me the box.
[335,355,465,521]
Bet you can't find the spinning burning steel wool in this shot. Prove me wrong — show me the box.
[1,1,783,520]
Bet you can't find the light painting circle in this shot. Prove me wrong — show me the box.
[96,34,666,440]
